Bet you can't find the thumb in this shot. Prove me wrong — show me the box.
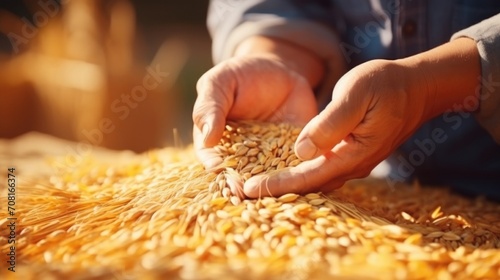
[294,79,369,160]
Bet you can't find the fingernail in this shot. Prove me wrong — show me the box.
[201,123,210,144]
[295,137,318,160]
[243,176,262,198]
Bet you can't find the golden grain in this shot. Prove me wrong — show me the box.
[2,120,499,280]
[277,193,299,203]
[309,198,327,206]
[426,231,445,238]
[230,196,242,206]
[443,232,462,241]
[270,158,281,167]
[243,140,258,148]
[247,148,260,157]
[235,146,250,157]
[238,156,249,168]
[305,193,321,200]
[249,165,263,175]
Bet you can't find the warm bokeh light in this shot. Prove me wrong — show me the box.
[0,0,208,151]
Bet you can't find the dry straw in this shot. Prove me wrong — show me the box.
[1,121,500,280]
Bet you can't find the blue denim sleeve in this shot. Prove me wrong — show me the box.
[451,13,500,143]
[207,0,345,104]
[208,0,336,61]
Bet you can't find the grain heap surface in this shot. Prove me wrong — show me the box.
[1,121,500,280]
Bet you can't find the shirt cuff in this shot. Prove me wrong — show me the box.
[215,18,346,109]
[451,14,500,143]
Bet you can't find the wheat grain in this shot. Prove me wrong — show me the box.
[1,120,499,279]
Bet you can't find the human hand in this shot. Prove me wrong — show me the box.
[242,38,481,198]
[243,59,432,197]
[193,55,318,169]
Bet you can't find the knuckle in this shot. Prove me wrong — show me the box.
[288,172,308,194]
[192,102,215,124]
[308,116,336,149]
[319,114,337,137]
[320,180,344,192]
[196,72,210,94]
[196,64,226,94]
[352,164,373,179]
[192,108,204,125]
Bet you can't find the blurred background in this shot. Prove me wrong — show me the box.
[0,0,212,152]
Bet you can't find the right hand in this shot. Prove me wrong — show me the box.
[193,55,318,169]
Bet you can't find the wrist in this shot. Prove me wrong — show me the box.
[234,36,325,88]
[397,38,481,120]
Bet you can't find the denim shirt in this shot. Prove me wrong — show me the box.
[207,0,500,199]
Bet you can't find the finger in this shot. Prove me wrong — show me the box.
[192,69,236,148]
[295,78,370,160]
[193,125,223,169]
[242,151,338,198]
[243,155,338,198]
[244,140,374,198]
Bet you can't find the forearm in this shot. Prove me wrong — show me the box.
[400,38,481,120]
[234,36,325,88]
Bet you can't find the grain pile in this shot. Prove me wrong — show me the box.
[1,121,500,280]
